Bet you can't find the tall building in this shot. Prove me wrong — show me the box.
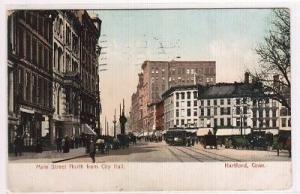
[76,11,102,134]
[162,85,198,130]
[52,11,82,141]
[7,10,102,152]
[130,60,216,132]
[7,10,56,151]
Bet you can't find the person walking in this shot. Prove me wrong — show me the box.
[89,139,96,163]
[14,135,23,156]
[56,137,62,152]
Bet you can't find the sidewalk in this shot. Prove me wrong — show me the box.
[9,147,88,163]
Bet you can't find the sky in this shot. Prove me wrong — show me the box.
[88,9,273,134]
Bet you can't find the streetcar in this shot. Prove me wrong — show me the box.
[165,127,197,146]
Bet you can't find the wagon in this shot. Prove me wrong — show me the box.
[203,134,217,149]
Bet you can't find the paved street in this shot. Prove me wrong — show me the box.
[9,141,291,163]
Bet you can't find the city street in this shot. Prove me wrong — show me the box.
[10,140,290,163]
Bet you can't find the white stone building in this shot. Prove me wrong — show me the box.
[197,81,291,136]
[162,85,199,130]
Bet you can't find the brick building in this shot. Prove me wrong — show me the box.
[8,10,56,151]
[130,60,216,132]
[7,10,102,152]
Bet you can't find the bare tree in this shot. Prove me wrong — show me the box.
[251,9,290,109]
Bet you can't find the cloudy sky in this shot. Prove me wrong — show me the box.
[89,9,273,134]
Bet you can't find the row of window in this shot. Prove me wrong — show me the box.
[17,67,51,109]
[176,100,198,107]
[176,109,198,117]
[18,27,51,72]
[18,11,52,42]
[175,91,198,100]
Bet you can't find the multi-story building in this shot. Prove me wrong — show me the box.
[129,73,144,132]
[7,10,102,152]
[76,11,102,134]
[131,60,216,132]
[162,85,198,130]
[7,10,56,151]
[52,11,82,140]
[197,73,291,136]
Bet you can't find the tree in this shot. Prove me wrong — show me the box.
[251,9,290,109]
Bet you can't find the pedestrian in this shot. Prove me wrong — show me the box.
[14,135,23,156]
[56,137,62,152]
[63,136,70,153]
[89,139,96,163]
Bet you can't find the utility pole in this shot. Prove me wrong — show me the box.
[113,109,117,138]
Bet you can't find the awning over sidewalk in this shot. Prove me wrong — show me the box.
[216,128,251,136]
[81,124,96,135]
[197,128,211,136]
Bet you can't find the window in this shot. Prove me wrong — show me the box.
[220,118,224,126]
[243,98,247,104]
[26,33,31,61]
[181,93,185,99]
[243,106,247,114]
[220,99,224,105]
[193,91,197,99]
[214,119,218,127]
[221,107,225,115]
[288,119,291,127]
[176,93,179,99]
[187,92,191,99]
[181,119,185,125]
[227,99,231,105]
[201,100,204,106]
[201,108,204,116]
[282,118,286,127]
[236,99,240,105]
[194,100,197,106]
[214,99,217,105]
[176,109,179,117]
[272,119,277,127]
[207,108,211,116]
[187,101,191,107]
[272,110,276,117]
[227,118,231,126]
[193,110,197,116]
[259,110,263,118]
[253,111,257,118]
[266,110,270,117]
[207,100,211,106]
[176,102,179,107]
[236,106,240,115]
[227,107,231,115]
[236,118,241,127]
[214,107,217,115]
[181,109,185,116]
[253,119,257,128]
[266,120,270,127]
[187,109,191,116]
[176,120,179,126]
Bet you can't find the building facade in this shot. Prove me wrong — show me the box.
[8,10,56,151]
[7,10,102,152]
[162,85,198,130]
[130,60,216,132]
[52,11,82,141]
[76,11,102,134]
[197,76,291,136]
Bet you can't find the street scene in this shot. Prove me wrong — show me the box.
[7,9,291,163]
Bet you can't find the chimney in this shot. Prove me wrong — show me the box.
[244,72,250,84]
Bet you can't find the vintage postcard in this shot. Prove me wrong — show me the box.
[5,4,295,192]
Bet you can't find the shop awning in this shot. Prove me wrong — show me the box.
[216,128,251,136]
[197,128,211,136]
[265,129,279,135]
[82,124,96,135]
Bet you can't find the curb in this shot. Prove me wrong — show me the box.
[52,154,88,163]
